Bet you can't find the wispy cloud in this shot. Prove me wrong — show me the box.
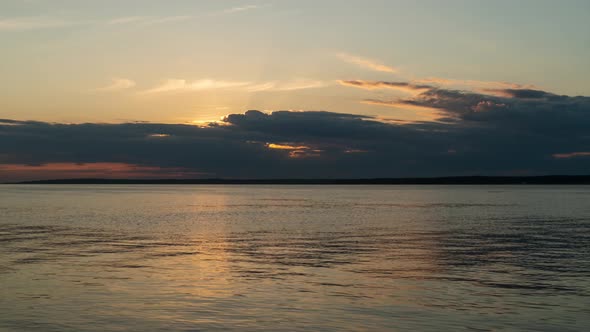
[246,82,278,92]
[96,78,137,92]
[144,79,328,94]
[339,78,530,94]
[221,4,263,14]
[336,53,397,73]
[143,79,252,94]
[147,16,193,24]
[339,80,431,93]
[0,17,83,31]
[107,15,193,26]
[107,16,148,25]
[362,99,440,112]
[414,77,533,91]
[247,79,328,92]
[553,152,590,159]
[0,14,193,32]
[277,79,328,91]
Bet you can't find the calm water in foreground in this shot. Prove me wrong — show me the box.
[0,185,589,331]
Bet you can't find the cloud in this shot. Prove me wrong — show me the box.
[143,79,252,93]
[0,15,192,32]
[147,16,192,24]
[274,79,327,91]
[107,15,193,26]
[96,78,136,91]
[361,99,446,121]
[553,152,590,159]
[339,80,432,93]
[144,79,328,94]
[107,16,148,25]
[0,17,84,31]
[414,77,533,91]
[341,75,590,130]
[221,4,263,14]
[340,78,533,96]
[482,88,553,99]
[383,85,590,128]
[336,53,397,73]
[2,86,589,181]
[248,79,328,92]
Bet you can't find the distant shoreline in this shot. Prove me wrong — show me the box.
[8,175,590,185]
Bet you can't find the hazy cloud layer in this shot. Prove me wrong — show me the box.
[2,85,589,180]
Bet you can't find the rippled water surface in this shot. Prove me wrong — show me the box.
[1,185,589,331]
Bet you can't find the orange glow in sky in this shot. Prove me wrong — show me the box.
[0,163,203,181]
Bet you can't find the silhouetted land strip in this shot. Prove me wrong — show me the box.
[12,175,590,185]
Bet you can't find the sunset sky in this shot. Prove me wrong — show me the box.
[1,0,590,180]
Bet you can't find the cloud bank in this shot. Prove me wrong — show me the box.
[2,84,589,180]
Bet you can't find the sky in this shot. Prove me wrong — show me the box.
[1,0,590,180]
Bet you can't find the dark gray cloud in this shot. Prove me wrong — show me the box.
[390,86,590,136]
[1,85,590,180]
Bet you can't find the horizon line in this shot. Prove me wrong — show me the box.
[6,175,590,185]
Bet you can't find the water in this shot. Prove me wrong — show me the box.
[1,185,589,331]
